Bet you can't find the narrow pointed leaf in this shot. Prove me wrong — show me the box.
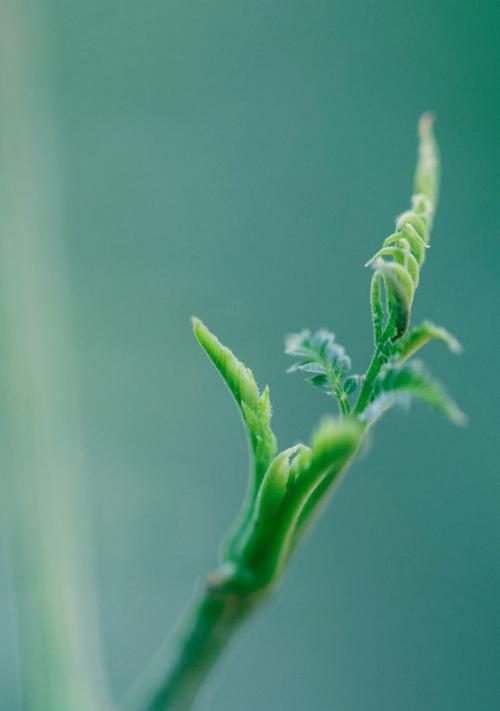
[193,318,277,483]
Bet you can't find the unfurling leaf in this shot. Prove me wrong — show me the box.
[364,115,438,344]
[235,417,365,588]
[415,112,440,206]
[392,320,462,363]
[362,360,466,426]
[370,258,415,339]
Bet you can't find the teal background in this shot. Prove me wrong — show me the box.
[2,1,500,709]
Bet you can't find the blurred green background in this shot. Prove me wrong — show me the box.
[1,1,500,709]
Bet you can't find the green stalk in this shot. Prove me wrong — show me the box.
[354,347,386,414]
[126,573,265,711]
[354,318,395,414]
[0,3,110,709]
[126,412,363,711]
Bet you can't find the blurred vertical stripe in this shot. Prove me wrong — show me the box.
[0,2,110,709]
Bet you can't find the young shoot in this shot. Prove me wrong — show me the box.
[130,114,465,711]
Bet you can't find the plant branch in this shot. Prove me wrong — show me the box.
[354,318,395,415]
[126,571,266,711]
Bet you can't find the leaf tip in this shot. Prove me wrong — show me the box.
[451,407,468,428]
[192,317,218,353]
[191,315,205,337]
[449,337,463,355]
[419,111,435,136]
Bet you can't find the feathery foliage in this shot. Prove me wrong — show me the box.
[392,319,462,363]
[361,360,466,426]
[285,329,358,415]
[133,115,466,711]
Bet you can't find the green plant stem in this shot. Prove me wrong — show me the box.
[354,347,385,414]
[338,393,351,416]
[318,353,350,417]
[355,320,395,414]
[128,433,363,711]
[128,573,266,711]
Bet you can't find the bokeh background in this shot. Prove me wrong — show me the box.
[1,1,499,709]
